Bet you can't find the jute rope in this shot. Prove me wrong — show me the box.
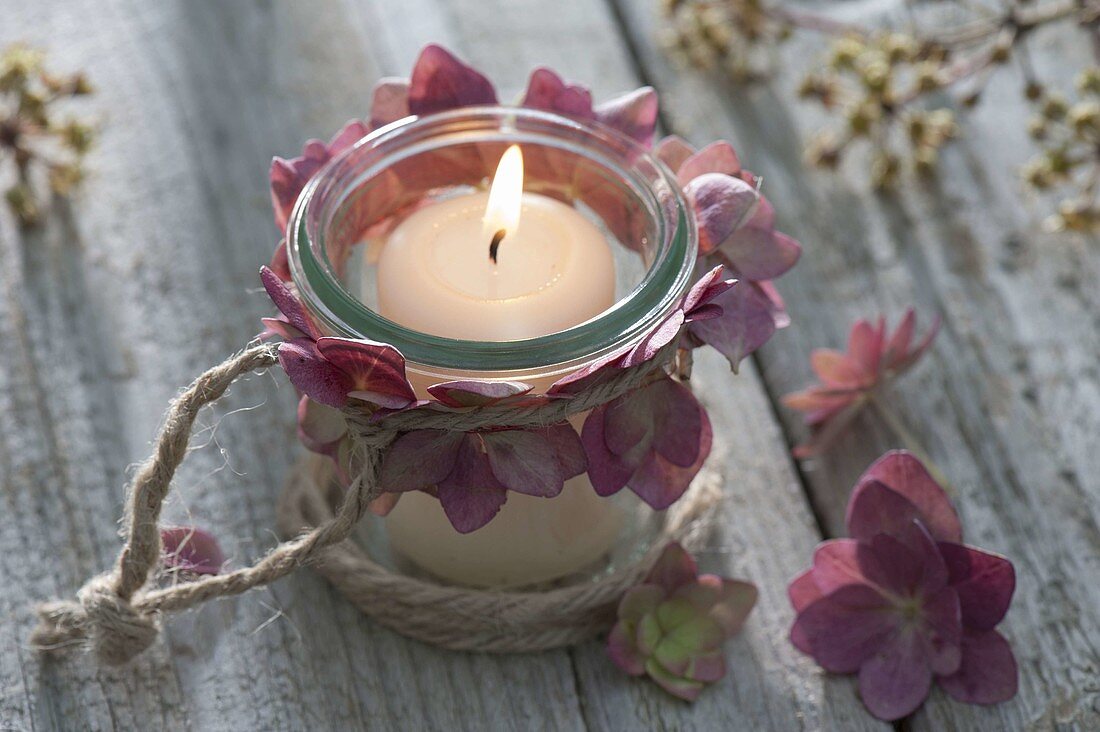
[29,338,718,664]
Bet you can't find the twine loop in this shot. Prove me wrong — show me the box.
[29,337,714,664]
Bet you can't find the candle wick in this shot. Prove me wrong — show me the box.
[489,229,506,264]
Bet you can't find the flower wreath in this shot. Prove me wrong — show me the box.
[260,44,802,534]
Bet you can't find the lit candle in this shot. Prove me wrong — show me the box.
[374,145,624,587]
[376,145,616,340]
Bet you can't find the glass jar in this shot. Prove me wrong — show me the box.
[287,106,698,587]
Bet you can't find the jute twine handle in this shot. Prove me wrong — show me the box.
[29,338,701,664]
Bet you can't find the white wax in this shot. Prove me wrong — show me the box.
[377,191,615,341]
[374,189,624,587]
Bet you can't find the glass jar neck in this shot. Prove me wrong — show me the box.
[288,106,697,376]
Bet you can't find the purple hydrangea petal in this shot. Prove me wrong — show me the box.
[854,450,962,543]
[686,275,787,370]
[645,542,699,595]
[407,44,497,116]
[296,396,347,456]
[260,265,317,339]
[520,67,595,119]
[580,402,638,496]
[811,538,870,594]
[718,198,802,281]
[594,87,658,146]
[682,265,737,319]
[686,173,759,255]
[626,407,712,510]
[435,436,509,533]
[857,631,935,721]
[481,429,564,498]
[380,429,464,492]
[938,542,1016,631]
[676,140,742,184]
[370,78,410,128]
[544,422,588,479]
[269,120,369,231]
[279,339,352,408]
[790,584,896,674]
[936,629,1019,705]
[655,134,696,173]
[856,524,948,597]
[160,526,226,575]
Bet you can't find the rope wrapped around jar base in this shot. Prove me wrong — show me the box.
[276,454,721,653]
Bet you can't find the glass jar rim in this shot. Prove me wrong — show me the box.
[287,106,698,376]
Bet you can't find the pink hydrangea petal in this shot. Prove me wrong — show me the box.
[891,314,941,374]
[315,337,416,409]
[426,379,532,408]
[645,542,699,594]
[676,140,742,184]
[260,316,308,342]
[791,584,896,673]
[580,402,639,496]
[788,569,824,613]
[622,310,685,367]
[938,542,1016,631]
[279,339,352,408]
[655,134,696,173]
[782,387,858,427]
[260,265,317,339]
[594,87,658,146]
[936,629,1018,705]
[370,78,410,128]
[407,44,497,116]
[160,526,226,575]
[481,429,564,498]
[854,451,963,543]
[436,436,509,533]
[297,396,347,456]
[520,67,595,119]
[811,349,871,388]
[686,276,784,370]
[811,538,870,594]
[857,630,934,721]
[380,429,464,492]
[848,317,886,373]
[883,308,916,364]
[686,173,759,255]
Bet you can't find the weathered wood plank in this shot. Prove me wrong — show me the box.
[614,0,1100,728]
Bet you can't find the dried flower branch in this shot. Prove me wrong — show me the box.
[0,44,94,225]
[661,0,1100,218]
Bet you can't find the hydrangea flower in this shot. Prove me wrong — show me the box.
[656,135,801,369]
[784,309,941,457]
[160,526,225,576]
[608,543,757,700]
[379,424,587,533]
[788,451,1017,721]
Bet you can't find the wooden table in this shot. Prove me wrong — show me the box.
[1,1,1096,729]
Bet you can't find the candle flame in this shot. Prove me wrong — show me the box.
[484,145,524,237]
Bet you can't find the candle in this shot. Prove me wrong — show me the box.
[376,146,616,340]
[374,146,625,587]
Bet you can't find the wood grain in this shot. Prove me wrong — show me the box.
[1,0,1091,729]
